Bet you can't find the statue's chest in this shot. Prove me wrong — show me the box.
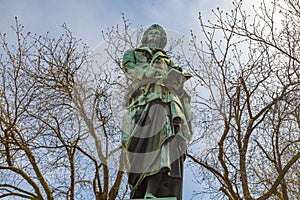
[134,50,170,66]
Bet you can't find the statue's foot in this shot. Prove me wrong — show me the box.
[144,193,156,199]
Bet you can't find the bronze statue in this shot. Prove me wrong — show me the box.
[121,24,192,200]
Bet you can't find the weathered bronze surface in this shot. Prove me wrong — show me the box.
[121,24,192,200]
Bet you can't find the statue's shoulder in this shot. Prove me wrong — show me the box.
[122,49,136,64]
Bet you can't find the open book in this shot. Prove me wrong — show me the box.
[162,68,192,90]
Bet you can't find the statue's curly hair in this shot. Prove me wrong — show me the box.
[141,24,167,49]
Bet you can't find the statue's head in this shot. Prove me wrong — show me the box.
[141,24,167,49]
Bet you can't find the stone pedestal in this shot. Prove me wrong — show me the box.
[129,198,177,200]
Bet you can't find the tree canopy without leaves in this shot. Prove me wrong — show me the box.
[187,0,300,199]
[0,18,126,200]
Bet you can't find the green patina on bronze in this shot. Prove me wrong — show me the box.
[121,24,192,200]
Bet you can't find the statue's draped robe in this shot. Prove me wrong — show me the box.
[121,46,192,200]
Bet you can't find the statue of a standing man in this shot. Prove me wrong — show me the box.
[121,24,192,200]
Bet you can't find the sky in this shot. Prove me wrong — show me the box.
[0,0,233,199]
[0,0,232,48]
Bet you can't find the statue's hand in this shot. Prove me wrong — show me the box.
[144,66,166,78]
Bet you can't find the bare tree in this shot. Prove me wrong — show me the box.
[0,17,127,200]
[186,0,300,199]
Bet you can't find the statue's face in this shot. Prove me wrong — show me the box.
[146,29,162,49]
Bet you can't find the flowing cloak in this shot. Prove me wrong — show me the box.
[121,46,193,195]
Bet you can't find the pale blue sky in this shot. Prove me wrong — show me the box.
[0,0,231,48]
[0,1,233,199]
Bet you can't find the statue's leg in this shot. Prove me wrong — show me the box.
[130,172,162,198]
[145,171,163,196]
[130,176,146,198]
[156,156,185,200]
